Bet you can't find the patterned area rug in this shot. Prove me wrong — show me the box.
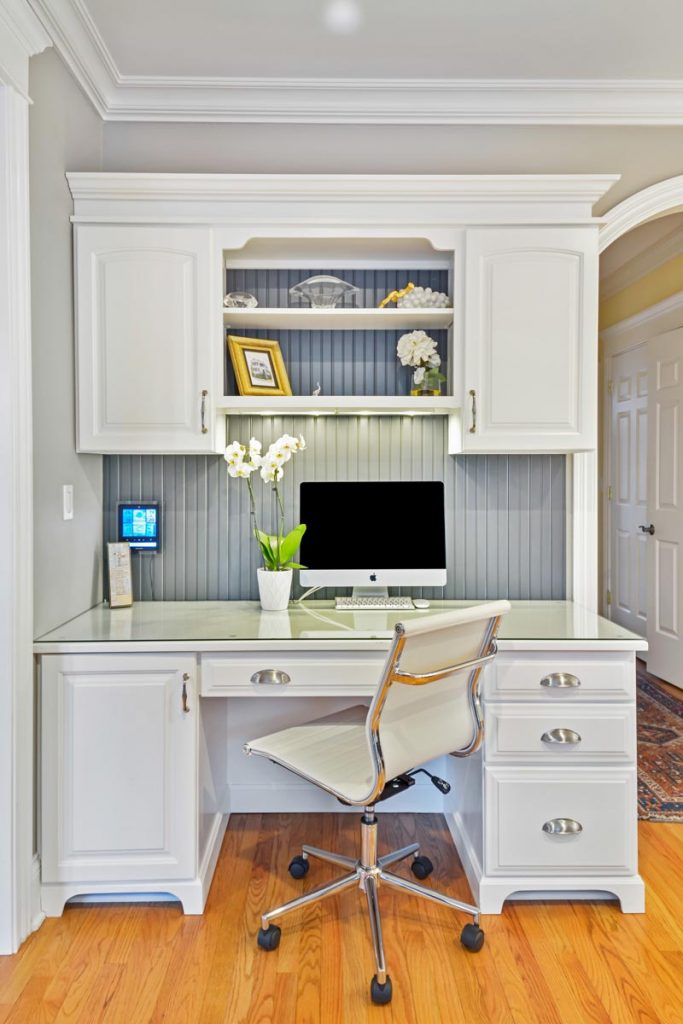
[637,673,683,821]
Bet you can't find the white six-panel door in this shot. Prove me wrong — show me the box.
[647,328,683,687]
[608,344,649,637]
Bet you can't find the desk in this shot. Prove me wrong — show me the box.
[35,601,647,917]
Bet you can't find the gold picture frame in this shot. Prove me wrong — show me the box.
[227,335,292,397]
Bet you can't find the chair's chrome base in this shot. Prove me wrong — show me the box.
[260,808,480,987]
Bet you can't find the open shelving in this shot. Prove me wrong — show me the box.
[222,307,454,331]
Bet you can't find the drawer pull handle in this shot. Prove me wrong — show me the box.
[540,672,581,689]
[541,728,582,745]
[542,818,583,836]
[250,669,291,686]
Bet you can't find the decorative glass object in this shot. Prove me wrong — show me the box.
[397,285,450,308]
[289,275,359,309]
[411,367,443,397]
[224,291,258,308]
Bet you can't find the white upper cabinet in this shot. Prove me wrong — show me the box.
[74,225,223,454]
[461,227,598,453]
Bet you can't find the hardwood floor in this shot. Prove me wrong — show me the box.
[1,813,681,1023]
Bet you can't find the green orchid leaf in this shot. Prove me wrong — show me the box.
[283,562,306,570]
[278,523,307,565]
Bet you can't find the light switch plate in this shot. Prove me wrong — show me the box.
[62,484,73,520]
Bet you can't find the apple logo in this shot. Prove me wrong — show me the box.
[370,573,377,582]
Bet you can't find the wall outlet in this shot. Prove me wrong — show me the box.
[62,484,74,521]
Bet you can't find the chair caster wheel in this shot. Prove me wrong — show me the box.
[257,925,281,951]
[410,855,434,880]
[460,922,485,952]
[370,974,393,1005]
[288,855,310,879]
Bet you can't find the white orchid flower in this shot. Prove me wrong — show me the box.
[260,458,284,483]
[413,367,426,385]
[224,440,246,467]
[296,434,306,450]
[228,462,257,479]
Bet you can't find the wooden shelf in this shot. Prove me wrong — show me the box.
[217,395,460,416]
[222,307,454,331]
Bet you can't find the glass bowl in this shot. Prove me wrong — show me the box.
[224,291,258,308]
[289,276,359,309]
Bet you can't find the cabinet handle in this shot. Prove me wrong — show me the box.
[469,389,477,433]
[250,669,291,686]
[201,389,209,434]
[542,818,583,836]
[541,728,582,745]
[540,672,581,689]
[182,672,191,713]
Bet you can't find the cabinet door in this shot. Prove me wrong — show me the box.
[75,225,222,453]
[41,655,197,884]
[462,227,598,452]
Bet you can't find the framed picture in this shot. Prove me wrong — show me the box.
[227,335,292,397]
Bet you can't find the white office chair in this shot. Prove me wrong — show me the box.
[244,601,510,1005]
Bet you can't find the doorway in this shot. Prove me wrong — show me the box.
[601,214,683,689]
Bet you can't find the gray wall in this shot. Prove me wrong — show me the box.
[103,419,566,603]
[102,122,683,214]
[29,50,104,636]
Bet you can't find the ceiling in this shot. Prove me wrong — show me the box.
[27,0,683,123]
[84,0,683,80]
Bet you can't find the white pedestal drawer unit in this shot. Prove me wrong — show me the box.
[447,649,644,914]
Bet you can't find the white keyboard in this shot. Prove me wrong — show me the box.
[334,596,415,611]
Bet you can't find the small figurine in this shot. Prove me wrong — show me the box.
[311,382,322,396]
[379,282,415,308]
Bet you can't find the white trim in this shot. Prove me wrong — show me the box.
[0,0,50,94]
[31,854,45,933]
[600,290,683,350]
[570,452,598,612]
[600,176,683,253]
[600,225,683,299]
[0,85,35,955]
[24,1,683,126]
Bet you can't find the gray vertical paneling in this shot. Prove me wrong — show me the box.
[103,420,566,603]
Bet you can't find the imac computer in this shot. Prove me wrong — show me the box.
[299,481,447,610]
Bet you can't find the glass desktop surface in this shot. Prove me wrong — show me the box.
[34,600,646,646]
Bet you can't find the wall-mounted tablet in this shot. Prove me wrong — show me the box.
[117,501,161,552]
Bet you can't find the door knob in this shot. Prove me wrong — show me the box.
[638,524,655,535]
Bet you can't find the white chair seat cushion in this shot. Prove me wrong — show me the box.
[245,705,375,805]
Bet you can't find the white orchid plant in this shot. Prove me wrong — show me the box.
[396,330,446,391]
[224,434,307,572]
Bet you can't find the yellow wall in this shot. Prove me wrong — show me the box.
[600,252,683,330]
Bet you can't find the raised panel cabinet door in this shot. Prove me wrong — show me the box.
[463,227,598,452]
[41,655,197,884]
[75,225,221,453]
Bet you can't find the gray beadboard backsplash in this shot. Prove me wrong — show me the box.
[224,267,449,397]
[103,418,566,602]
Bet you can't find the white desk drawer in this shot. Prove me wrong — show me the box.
[484,766,637,876]
[484,704,636,763]
[485,653,634,702]
[200,651,385,696]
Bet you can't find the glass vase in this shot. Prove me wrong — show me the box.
[410,368,442,397]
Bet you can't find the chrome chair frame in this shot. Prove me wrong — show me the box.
[249,611,504,993]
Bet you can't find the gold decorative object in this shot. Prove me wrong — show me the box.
[378,282,415,308]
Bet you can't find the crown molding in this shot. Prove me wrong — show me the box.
[600,222,683,298]
[600,289,683,351]
[0,0,50,93]
[26,0,683,125]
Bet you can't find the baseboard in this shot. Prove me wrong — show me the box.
[445,811,482,903]
[31,854,45,933]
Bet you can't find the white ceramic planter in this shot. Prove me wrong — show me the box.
[257,568,293,611]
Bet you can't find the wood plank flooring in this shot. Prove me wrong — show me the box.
[1,813,682,1023]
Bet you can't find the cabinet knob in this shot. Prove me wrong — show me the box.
[250,669,291,686]
[540,672,581,689]
[541,728,582,745]
[542,818,583,836]
[182,672,191,713]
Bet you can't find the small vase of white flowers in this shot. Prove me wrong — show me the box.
[396,330,447,396]
[224,433,307,611]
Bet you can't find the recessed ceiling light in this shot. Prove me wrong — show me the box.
[323,0,363,35]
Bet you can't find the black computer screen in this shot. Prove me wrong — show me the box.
[299,481,446,570]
